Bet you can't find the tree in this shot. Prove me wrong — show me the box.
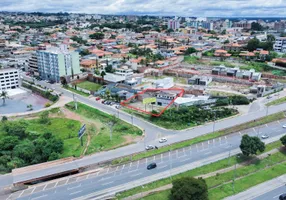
[267,34,275,42]
[185,47,197,55]
[1,116,8,122]
[246,38,260,51]
[240,135,265,156]
[170,177,208,200]
[100,71,106,82]
[2,120,27,139]
[221,29,226,35]
[39,111,50,124]
[79,49,91,57]
[251,22,263,31]
[13,139,36,163]
[89,32,104,40]
[27,104,33,111]
[0,91,9,105]
[0,136,19,151]
[280,135,286,146]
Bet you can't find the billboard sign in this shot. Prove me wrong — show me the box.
[143,97,156,104]
[78,124,86,139]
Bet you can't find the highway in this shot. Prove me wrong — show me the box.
[253,186,286,200]
[5,118,286,200]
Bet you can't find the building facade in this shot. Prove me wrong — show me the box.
[28,52,39,76]
[168,20,180,30]
[0,68,19,91]
[37,48,81,82]
[273,37,286,53]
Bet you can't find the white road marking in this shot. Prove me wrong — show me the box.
[153,156,155,161]
[137,160,140,169]
[67,184,81,190]
[31,195,48,200]
[101,181,114,186]
[273,193,284,198]
[6,193,13,200]
[253,128,256,133]
[180,158,190,162]
[224,136,227,140]
[54,181,59,188]
[64,178,69,184]
[31,187,36,194]
[158,165,168,169]
[130,172,142,177]
[100,176,112,181]
[161,154,163,162]
[208,140,210,145]
[239,131,242,136]
[43,184,48,191]
[116,166,119,172]
[219,137,222,144]
[204,151,212,155]
[18,190,25,197]
[69,190,82,195]
[106,167,110,174]
[265,124,268,127]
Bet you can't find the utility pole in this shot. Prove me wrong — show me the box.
[73,93,78,110]
[228,144,232,166]
[232,155,240,193]
[213,111,216,134]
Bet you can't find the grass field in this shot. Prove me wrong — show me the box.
[65,86,90,97]
[77,81,102,91]
[65,102,142,154]
[266,96,286,106]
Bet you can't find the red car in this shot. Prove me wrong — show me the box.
[95,97,101,101]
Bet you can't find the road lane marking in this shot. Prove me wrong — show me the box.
[130,172,142,177]
[180,158,190,162]
[158,165,168,169]
[100,176,112,181]
[67,184,81,190]
[273,193,284,198]
[31,187,36,194]
[64,178,69,184]
[161,154,163,162]
[153,156,155,161]
[224,136,227,140]
[265,124,268,127]
[101,181,114,186]
[43,184,48,191]
[204,151,212,155]
[106,167,110,174]
[208,140,210,145]
[6,193,13,200]
[31,195,47,200]
[69,190,82,195]
[116,166,119,172]
[18,190,25,197]
[239,131,242,136]
[219,137,222,144]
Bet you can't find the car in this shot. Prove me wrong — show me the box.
[283,124,286,128]
[95,97,101,101]
[279,194,286,200]
[110,102,115,106]
[101,100,106,104]
[147,163,157,170]
[261,134,269,139]
[159,138,167,143]
[115,105,121,109]
[145,145,155,150]
[266,96,272,99]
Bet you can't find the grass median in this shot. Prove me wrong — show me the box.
[112,111,285,165]
[118,145,286,200]
[266,96,286,106]
[64,86,90,97]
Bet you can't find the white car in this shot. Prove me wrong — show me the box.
[159,138,167,143]
[283,124,286,128]
[261,134,269,139]
[145,145,155,150]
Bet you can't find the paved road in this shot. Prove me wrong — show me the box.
[5,119,286,200]
[253,186,286,200]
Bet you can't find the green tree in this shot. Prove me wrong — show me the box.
[100,71,106,81]
[246,38,260,51]
[0,90,9,105]
[251,22,263,31]
[239,135,265,156]
[27,104,33,111]
[39,111,50,124]
[170,177,208,200]
[3,120,27,139]
[0,136,19,151]
[1,116,8,122]
[185,47,197,55]
[89,32,104,40]
[13,140,36,163]
[280,135,286,146]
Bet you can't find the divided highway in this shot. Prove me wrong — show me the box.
[6,119,286,200]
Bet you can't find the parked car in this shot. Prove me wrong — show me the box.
[95,97,101,101]
[266,96,272,99]
[145,145,155,150]
[283,124,286,128]
[159,138,167,143]
[110,102,115,106]
[147,163,157,170]
[115,105,121,109]
[101,100,106,104]
[279,194,286,200]
[261,134,269,139]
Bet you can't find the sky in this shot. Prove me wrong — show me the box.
[1,0,286,17]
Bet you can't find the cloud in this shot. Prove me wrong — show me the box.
[1,0,286,17]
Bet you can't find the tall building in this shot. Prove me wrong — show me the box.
[28,52,38,76]
[0,68,20,91]
[37,47,81,82]
[201,21,214,30]
[273,37,286,53]
[274,22,286,33]
[233,20,252,30]
[168,20,180,30]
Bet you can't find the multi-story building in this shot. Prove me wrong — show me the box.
[201,21,214,31]
[168,20,180,30]
[274,22,286,33]
[233,20,252,30]
[28,52,39,76]
[37,47,81,82]
[273,37,286,53]
[0,68,20,91]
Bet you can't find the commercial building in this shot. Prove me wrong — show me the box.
[0,68,20,91]
[274,22,286,33]
[168,20,180,30]
[37,47,81,82]
[28,52,39,76]
[273,37,286,53]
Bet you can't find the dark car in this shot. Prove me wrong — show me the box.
[280,194,286,200]
[147,163,157,170]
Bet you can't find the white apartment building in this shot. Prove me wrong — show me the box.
[104,65,134,83]
[0,68,20,91]
[273,37,286,53]
[168,20,180,30]
[37,47,80,82]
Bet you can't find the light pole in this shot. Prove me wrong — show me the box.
[169,145,173,180]
[232,155,240,193]
[131,111,134,125]
[213,111,217,134]
[228,144,232,166]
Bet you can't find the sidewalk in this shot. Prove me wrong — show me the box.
[225,174,286,200]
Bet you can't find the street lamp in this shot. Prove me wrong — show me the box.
[232,154,240,193]
[213,111,217,134]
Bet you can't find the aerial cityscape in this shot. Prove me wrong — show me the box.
[1,1,286,200]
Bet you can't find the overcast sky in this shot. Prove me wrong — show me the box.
[1,0,286,17]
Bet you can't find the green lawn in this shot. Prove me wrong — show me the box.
[65,102,142,154]
[65,86,90,97]
[77,81,102,91]
[266,96,286,106]
[25,118,84,157]
[184,56,201,64]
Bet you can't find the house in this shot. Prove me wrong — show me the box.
[223,43,243,52]
[154,77,174,89]
[188,75,212,86]
[212,65,227,75]
[80,59,97,70]
[155,91,177,106]
[174,95,216,107]
[214,50,232,58]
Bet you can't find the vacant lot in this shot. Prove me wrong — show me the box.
[77,81,102,91]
